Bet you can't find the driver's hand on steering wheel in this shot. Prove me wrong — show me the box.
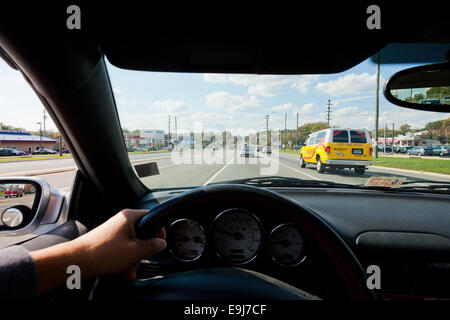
[31,209,166,295]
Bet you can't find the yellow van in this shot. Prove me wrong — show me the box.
[299,128,373,174]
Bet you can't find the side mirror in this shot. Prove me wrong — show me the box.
[0,178,66,242]
[384,62,450,112]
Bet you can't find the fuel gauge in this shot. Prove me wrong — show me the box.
[168,219,206,261]
[268,223,305,267]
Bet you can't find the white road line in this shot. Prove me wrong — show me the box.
[203,156,236,185]
[270,158,321,181]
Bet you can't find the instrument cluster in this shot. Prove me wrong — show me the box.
[167,208,307,267]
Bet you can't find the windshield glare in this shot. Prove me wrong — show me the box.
[106,56,450,191]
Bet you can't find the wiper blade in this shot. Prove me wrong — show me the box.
[216,176,359,189]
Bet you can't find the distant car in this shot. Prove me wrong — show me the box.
[212,145,220,150]
[432,146,449,156]
[4,187,24,198]
[262,146,272,154]
[240,144,255,157]
[133,147,148,152]
[407,146,433,156]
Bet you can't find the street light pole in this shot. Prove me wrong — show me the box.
[36,122,42,152]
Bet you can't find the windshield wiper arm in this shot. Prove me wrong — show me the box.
[216,176,360,189]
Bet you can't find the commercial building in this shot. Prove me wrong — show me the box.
[377,131,442,147]
[0,130,57,152]
[140,129,166,148]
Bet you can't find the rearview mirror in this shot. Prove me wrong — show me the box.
[384,63,450,112]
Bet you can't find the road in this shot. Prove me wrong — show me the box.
[1,150,450,192]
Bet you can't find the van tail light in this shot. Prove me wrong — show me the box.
[325,146,331,154]
[369,147,373,155]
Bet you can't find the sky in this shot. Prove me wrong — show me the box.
[0,54,447,136]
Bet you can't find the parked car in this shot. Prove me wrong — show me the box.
[4,187,24,198]
[398,146,413,154]
[432,146,449,156]
[407,146,433,156]
[0,148,24,156]
[377,145,392,153]
[32,148,57,155]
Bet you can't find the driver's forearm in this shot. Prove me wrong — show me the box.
[30,239,96,296]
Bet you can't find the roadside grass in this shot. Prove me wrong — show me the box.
[281,149,300,155]
[0,154,72,162]
[373,156,450,175]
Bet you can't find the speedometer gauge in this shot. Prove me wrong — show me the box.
[168,219,206,261]
[268,223,305,267]
[212,209,263,264]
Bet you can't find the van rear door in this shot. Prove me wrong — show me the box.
[349,130,371,160]
[331,129,350,159]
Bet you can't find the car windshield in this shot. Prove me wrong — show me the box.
[106,55,450,191]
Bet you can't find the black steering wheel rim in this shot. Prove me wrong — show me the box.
[93,184,376,300]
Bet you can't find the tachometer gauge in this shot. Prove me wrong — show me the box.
[268,224,305,267]
[212,209,263,264]
[168,219,206,261]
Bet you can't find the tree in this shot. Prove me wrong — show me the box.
[399,123,411,135]
[132,129,140,134]
[426,86,450,100]
[122,128,130,133]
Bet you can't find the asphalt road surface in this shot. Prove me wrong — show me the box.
[1,150,450,192]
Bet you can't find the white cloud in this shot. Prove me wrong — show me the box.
[203,74,320,97]
[314,73,383,97]
[205,91,259,112]
[333,95,374,106]
[112,87,136,108]
[152,100,187,113]
[272,103,295,111]
[298,103,317,115]
[334,106,359,117]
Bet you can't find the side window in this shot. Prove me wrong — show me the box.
[315,132,326,144]
[309,134,317,145]
[332,130,349,143]
[350,130,367,143]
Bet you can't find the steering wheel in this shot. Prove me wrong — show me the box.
[92,184,375,300]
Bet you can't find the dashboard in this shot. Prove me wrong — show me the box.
[136,187,450,300]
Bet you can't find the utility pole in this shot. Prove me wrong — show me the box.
[264,115,270,146]
[375,51,380,158]
[175,116,177,143]
[168,115,171,146]
[296,112,299,148]
[59,133,63,156]
[284,113,287,150]
[326,100,333,127]
[384,123,387,154]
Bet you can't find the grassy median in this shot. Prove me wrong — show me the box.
[0,154,72,162]
[373,156,450,175]
[280,149,299,155]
